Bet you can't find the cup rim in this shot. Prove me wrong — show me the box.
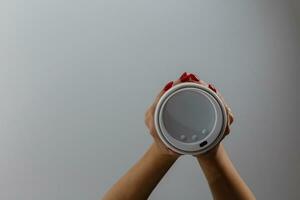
[154,82,227,155]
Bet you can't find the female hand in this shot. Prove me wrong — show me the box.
[185,72,235,157]
[144,76,182,158]
[144,72,234,158]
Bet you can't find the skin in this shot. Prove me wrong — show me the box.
[102,73,255,200]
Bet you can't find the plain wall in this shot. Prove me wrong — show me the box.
[1,0,300,199]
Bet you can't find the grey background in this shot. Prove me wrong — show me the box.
[1,0,300,199]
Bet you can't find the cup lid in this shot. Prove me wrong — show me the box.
[154,82,227,155]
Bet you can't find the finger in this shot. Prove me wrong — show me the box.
[152,80,174,106]
[204,83,234,127]
[213,88,232,116]
[207,83,226,104]
[224,109,231,135]
[207,84,234,120]
[172,76,182,85]
[150,78,178,116]
[225,103,234,124]
[227,109,231,127]
[224,105,234,125]
[179,72,208,86]
[224,124,231,136]
[228,107,234,118]
[228,109,234,124]
[189,73,208,86]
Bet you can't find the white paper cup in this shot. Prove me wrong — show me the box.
[154,82,227,155]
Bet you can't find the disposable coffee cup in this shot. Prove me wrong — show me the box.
[154,82,227,155]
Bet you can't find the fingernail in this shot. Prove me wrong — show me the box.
[163,81,173,91]
[189,73,199,81]
[208,84,217,93]
[180,72,189,82]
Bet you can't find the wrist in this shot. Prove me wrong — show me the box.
[195,143,223,162]
[151,143,179,162]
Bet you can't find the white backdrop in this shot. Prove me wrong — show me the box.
[1,0,300,199]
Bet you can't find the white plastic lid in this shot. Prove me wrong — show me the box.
[154,82,227,155]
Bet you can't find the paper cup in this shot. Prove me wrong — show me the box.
[154,82,227,155]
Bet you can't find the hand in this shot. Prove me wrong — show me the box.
[144,72,234,158]
[144,77,183,158]
[181,72,234,158]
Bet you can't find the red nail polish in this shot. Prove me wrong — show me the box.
[163,81,173,91]
[189,73,199,81]
[180,72,189,82]
[180,72,187,80]
[208,84,217,93]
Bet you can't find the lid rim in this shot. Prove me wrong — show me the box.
[154,82,227,155]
